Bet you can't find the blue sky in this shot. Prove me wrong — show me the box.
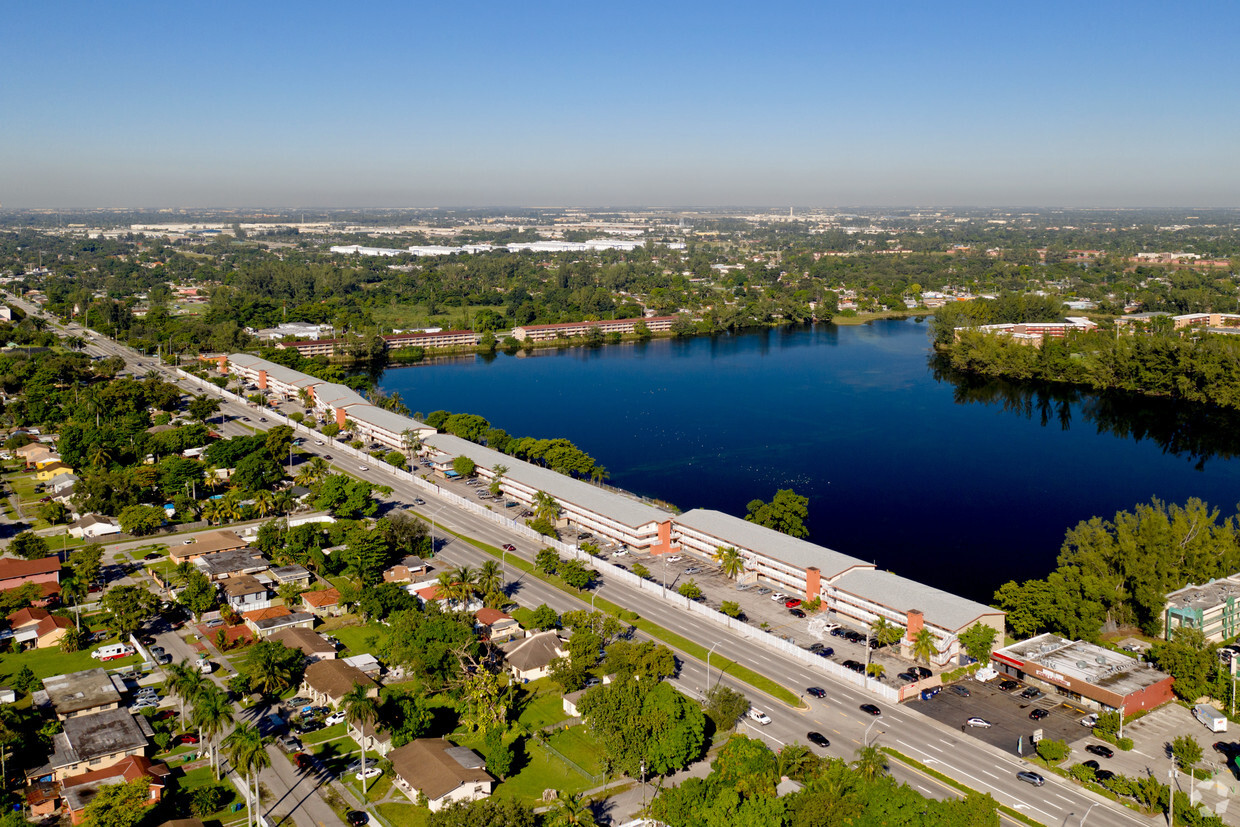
[3,1,1237,208]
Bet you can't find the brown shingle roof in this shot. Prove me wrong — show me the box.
[389,739,493,801]
[222,574,265,598]
[0,556,60,582]
[8,606,50,628]
[267,627,334,656]
[302,588,340,608]
[170,530,246,560]
[303,659,377,701]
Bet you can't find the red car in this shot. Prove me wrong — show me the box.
[294,753,315,772]
[784,598,802,608]
[154,710,176,721]
[502,544,516,552]
[176,734,200,746]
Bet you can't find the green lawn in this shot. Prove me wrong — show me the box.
[168,765,243,827]
[340,765,392,804]
[8,472,40,502]
[0,641,141,681]
[545,725,605,777]
[376,802,430,827]
[329,622,389,657]
[492,735,600,802]
[515,679,569,730]
[301,722,346,745]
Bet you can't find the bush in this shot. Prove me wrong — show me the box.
[189,784,227,817]
[1035,738,1070,764]
[1117,736,1134,751]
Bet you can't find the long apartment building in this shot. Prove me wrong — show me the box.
[1115,311,1240,335]
[958,317,1098,346]
[511,316,678,342]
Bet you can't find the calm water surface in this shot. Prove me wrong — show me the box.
[380,320,1240,603]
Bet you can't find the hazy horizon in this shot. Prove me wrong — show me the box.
[4,1,1238,210]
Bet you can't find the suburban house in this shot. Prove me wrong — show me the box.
[16,443,56,469]
[46,709,152,780]
[499,630,567,682]
[221,575,269,613]
[269,565,312,589]
[242,608,314,637]
[67,515,122,540]
[266,627,336,660]
[383,555,431,584]
[60,755,169,824]
[474,608,520,644]
[562,689,587,718]
[35,462,74,482]
[196,550,269,582]
[170,529,247,562]
[301,659,379,708]
[301,588,343,616]
[389,739,494,812]
[0,555,61,593]
[6,607,72,649]
[347,720,393,757]
[42,669,123,721]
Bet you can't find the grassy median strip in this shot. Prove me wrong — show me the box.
[882,747,1043,827]
[450,530,802,708]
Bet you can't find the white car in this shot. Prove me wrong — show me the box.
[314,440,324,446]
[965,717,992,728]
[1080,713,1099,728]
[665,555,682,562]
[355,766,382,781]
[358,465,369,472]
[770,592,788,602]
[324,711,346,726]
[612,550,628,557]
[747,709,772,725]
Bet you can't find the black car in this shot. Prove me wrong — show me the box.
[789,608,806,618]
[1029,708,1049,720]
[898,671,918,683]
[807,687,825,698]
[807,731,830,748]
[1020,687,1043,699]
[950,685,971,697]
[860,703,882,716]
[998,680,1021,691]
[830,627,845,637]
[843,660,864,673]
[808,643,825,653]
[912,666,932,679]
[845,631,864,643]
[1082,760,1100,771]
[138,635,156,646]
[1095,769,1115,781]
[818,647,834,658]
[1085,744,1114,759]
[346,812,369,827]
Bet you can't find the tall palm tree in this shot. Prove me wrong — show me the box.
[295,457,329,487]
[191,684,234,780]
[88,444,113,470]
[712,546,745,580]
[166,660,207,732]
[200,499,222,526]
[248,644,295,698]
[870,616,900,648]
[435,567,476,611]
[912,628,938,665]
[217,495,243,524]
[476,560,503,605]
[488,464,508,496]
[341,685,379,795]
[589,466,609,485]
[532,490,561,524]
[223,723,269,827]
[253,490,274,519]
[271,491,294,516]
[548,792,595,826]
[852,745,888,781]
[778,743,815,780]
[173,561,197,587]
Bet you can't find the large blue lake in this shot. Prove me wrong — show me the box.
[379,319,1240,604]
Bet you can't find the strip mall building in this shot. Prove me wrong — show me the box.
[210,353,1004,665]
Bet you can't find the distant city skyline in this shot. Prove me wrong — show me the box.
[3,1,1238,209]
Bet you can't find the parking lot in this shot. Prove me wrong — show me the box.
[908,676,1095,755]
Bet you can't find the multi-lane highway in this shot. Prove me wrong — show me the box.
[17,296,1154,826]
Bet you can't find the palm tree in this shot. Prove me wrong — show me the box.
[253,490,274,519]
[488,464,508,496]
[436,566,476,610]
[217,494,243,524]
[712,546,745,580]
[778,743,815,781]
[401,429,422,462]
[852,745,888,781]
[88,444,113,470]
[295,457,329,487]
[166,660,207,732]
[200,499,222,526]
[248,644,295,698]
[191,684,234,780]
[223,723,269,827]
[912,628,937,665]
[870,616,900,648]
[341,685,379,795]
[173,561,197,586]
[589,465,609,485]
[532,490,561,524]
[272,490,295,516]
[547,792,595,826]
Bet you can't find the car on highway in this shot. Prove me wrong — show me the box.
[1016,771,1045,787]
[502,544,517,552]
[807,687,825,698]
[789,608,805,618]
[860,703,882,716]
[314,440,324,445]
[323,455,333,460]
[358,465,369,471]
[259,417,267,422]
[997,679,1021,691]
[1085,744,1114,759]
[356,767,382,781]
[950,685,971,697]
[747,709,772,725]
[413,498,425,505]
[1029,709,1049,721]
[784,598,802,608]
[965,717,992,728]
[807,731,830,748]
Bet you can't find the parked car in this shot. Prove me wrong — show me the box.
[784,598,802,608]
[807,687,825,698]
[747,709,772,725]
[756,587,771,595]
[817,647,834,658]
[789,608,805,618]
[966,717,992,728]
[150,646,166,657]
[1016,771,1045,787]
[324,711,346,726]
[355,767,382,781]
[294,719,324,735]
[807,731,830,748]
[278,735,302,752]
[912,666,932,679]
[860,704,882,716]
[898,671,919,683]
[137,635,156,646]
[346,812,368,827]
[156,653,172,665]
[1085,744,1114,759]
[295,753,316,772]
[950,685,971,697]
[176,734,199,745]
[770,592,788,602]
[666,556,683,563]
[997,680,1020,691]
[1021,687,1043,699]
[1029,709,1049,720]
[1080,713,1099,728]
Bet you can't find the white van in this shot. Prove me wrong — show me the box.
[1194,704,1228,733]
[91,643,135,661]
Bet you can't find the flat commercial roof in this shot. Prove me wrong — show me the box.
[995,633,1168,697]
[424,433,673,529]
[347,404,433,437]
[1165,575,1240,611]
[313,382,369,409]
[832,568,1002,633]
[55,708,148,765]
[675,509,869,579]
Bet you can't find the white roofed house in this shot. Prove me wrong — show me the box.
[498,630,567,682]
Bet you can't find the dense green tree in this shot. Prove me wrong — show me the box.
[426,798,535,827]
[9,531,49,560]
[80,778,152,827]
[703,684,750,731]
[959,623,998,662]
[578,677,706,778]
[245,640,304,696]
[117,504,165,535]
[101,585,158,636]
[745,489,810,538]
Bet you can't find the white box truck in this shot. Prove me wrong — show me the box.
[1194,704,1228,733]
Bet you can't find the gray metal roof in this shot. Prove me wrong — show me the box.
[675,509,869,579]
[226,354,321,389]
[832,568,1002,633]
[424,433,673,529]
[313,382,369,409]
[347,404,433,437]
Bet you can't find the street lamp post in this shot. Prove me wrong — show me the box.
[863,719,882,748]
[705,641,721,695]
[429,504,449,555]
[1079,802,1099,826]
